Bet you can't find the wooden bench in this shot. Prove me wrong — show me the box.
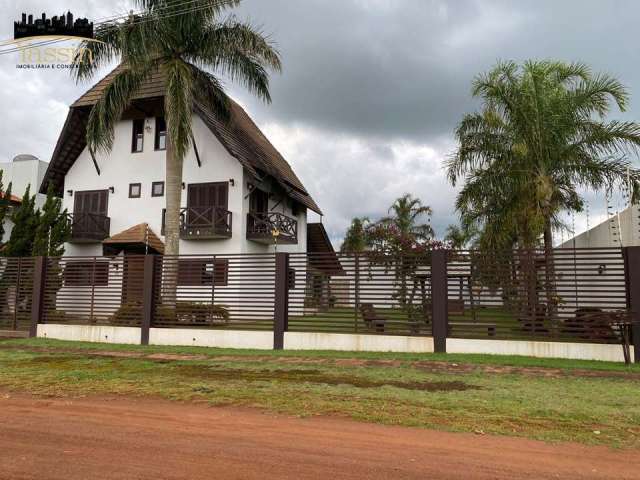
[358,303,386,333]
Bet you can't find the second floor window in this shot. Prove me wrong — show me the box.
[155,117,167,150]
[132,119,144,153]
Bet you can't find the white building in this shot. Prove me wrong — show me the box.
[0,154,49,242]
[41,66,326,258]
[37,66,338,318]
[559,204,640,248]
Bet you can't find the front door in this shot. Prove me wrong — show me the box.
[187,182,228,227]
[73,190,109,237]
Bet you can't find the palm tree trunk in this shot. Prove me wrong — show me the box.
[543,219,558,335]
[162,133,184,304]
[165,136,183,256]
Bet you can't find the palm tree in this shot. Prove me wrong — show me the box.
[72,0,281,256]
[379,193,434,241]
[448,60,640,328]
[448,60,640,251]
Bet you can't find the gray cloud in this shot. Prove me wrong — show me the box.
[0,0,639,247]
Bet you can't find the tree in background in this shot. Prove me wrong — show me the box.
[72,0,281,257]
[448,60,640,251]
[365,194,444,331]
[448,60,640,327]
[444,222,479,250]
[0,171,12,243]
[33,184,71,257]
[340,217,370,252]
[4,185,39,257]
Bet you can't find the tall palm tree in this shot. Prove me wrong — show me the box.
[379,193,434,241]
[448,60,640,251]
[448,60,640,327]
[72,0,281,256]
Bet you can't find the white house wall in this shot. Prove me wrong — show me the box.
[62,114,308,256]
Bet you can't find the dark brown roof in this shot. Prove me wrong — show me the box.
[307,223,344,276]
[103,223,165,254]
[42,64,321,214]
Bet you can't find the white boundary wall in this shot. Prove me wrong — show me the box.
[36,324,632,362]
[149,328,273,350]
[447,338,633,362]
[284,332,435,353]
[37,324,140,345]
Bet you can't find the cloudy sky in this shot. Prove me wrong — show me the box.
[0,0,638,246]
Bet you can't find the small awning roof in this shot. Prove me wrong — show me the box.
[103,223,164,255]
[0,191,21,204]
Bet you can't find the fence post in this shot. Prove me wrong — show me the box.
[273,252,289,350]
[623,246,640,363]
[29,256,46,338]
[431,249,448,353]
[141,255,157,346]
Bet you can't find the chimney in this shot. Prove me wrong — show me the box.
[28,14,33,25]
[21,13,26,24]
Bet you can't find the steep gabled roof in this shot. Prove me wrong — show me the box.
[41,64,322,214]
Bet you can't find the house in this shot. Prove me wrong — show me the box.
[0,153,49,243]
[37,65,339,318]
[40,65,327,258]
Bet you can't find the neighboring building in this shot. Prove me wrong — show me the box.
[40,65,327,258]
[558,204,640,248]
[0,154,48,243]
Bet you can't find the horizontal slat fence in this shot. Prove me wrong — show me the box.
[152,255,275,331]
[288,252,433,336]
[42,256,144,326]
[0,257,35,331]
[447,248,629,343]
[3,247,636,356]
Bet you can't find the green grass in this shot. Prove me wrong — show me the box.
[1,338,639,448]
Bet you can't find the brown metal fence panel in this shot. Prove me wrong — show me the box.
[42,256,144,326]
[0,257,35,331]
[21,248,631,345]
[287,252,434,336]
[447,248,628,343]
[151,254,275,331]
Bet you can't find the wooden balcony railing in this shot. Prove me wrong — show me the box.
[246,211,298,245]
[162,206,232,239]
[69,213,110,243]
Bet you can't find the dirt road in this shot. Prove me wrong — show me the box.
[0,393,638,480]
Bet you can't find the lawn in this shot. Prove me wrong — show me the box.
[1,338,639,448]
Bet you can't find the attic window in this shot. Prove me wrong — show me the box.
[132,119,144,153]
[155,117,166,151]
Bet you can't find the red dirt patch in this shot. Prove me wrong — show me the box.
[0,392,638,480]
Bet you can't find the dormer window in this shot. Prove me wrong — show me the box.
[132,119,144,153]
[155,117,166,151]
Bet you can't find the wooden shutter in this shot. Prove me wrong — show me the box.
[74,190,108,215]
[187,182,229,226]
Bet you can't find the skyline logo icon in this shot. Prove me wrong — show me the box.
[14,12,94,40]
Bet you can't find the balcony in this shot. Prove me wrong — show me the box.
[162,207,232,239]
[69,213,110,243]
[246,211,298,245]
